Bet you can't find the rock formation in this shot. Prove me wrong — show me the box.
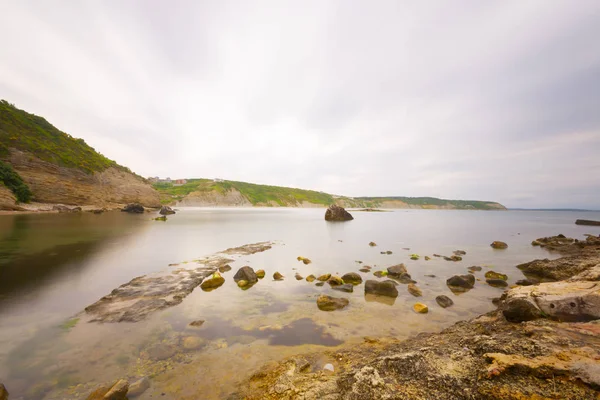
[324,204,354,221]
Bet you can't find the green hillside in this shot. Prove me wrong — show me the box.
[153,179,506,210]
[0,100,129,174]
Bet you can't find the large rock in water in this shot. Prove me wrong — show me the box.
[324,205,354,221]
[446,274,475,292]
[317,295,349,311]
[159,205,176,215]
[575,219,600,226]
[122,203,145,213]
[233,266,258,284]
[365,280,399,298]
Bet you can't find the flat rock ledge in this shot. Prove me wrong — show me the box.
[84,242,273,322]
[232,235,600,400]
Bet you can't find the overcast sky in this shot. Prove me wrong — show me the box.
[1,1,599,208]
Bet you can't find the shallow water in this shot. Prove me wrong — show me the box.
[0,208,599,398]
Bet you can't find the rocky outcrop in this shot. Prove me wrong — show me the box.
[3,149,159,208]
[175,188,252,207]
[324,205,354,221]
[121,203,145,213]
[576,219,600,226]
[0,185,24,210]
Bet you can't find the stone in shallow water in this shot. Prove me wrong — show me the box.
[219,264,232,273]
[485,271,508,281]
[234,266,258,283]
[0,384,8,400]
[273,272,284,280]
[317,295,349,311]
[341,272,362,285]
[182,336,205,350]
[413,303,428,313]
[317,274,331,282]
[407,283,422,297]
[446,274,475,292]
[327,276,344,286]
[200,275,225,291]
[147,344,176,361]
[324,205,353,221]
[487,279,509,288]
[490,241,508,249]
[128,377,150,398]
[103,379,129,400]
[255,269,265,279]
[189,320,205,327]
[468,266,483,273]
[365,280,398,298]
[295,273,304,280]
[332,284,354,293]
[306,274,316,282]
[387,264,407,276]
[435,295,454,308]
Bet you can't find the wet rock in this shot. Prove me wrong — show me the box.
[154,215,167,221]
[189,320,205,327]
[468,266,482,272]
[515,279,534,286]
[317,274,331,282]
[104,379,129,400]
[490,241,508,249]
[485,271,508,280]
[369,241,377,247]
[306,274,316,282]
[487,279,509,288]
[407,283,422,297]
[325,204,354,221]
[387,264,407,276]
[410,254,420,260]
[273,272,284,280]
[453,250,467,256]
[219,264,232,273]
[234,266,258,284]
[575,219,600,226]
[425,274,436,278]
[446,274,475,292]
[237,279,249,288]
[255,269,265,279]
[317,295,349,311]
[295,273,304,280]
[424,256,431,261]
[127,377,150,398]
[373,270,388,278]
[503,298,543,322]
[121,203,144,213]
[332,284,354,293]
[517,256,596,282]
[365,280,399,298]
[413,303,428,313]
[297,256,312,264]
[315,282,325,287]
[435,295,454,308]
[359,268,371,273]
[159,205,176,215]
[341,272,362,285]
[147,344,176,361]
[200,273,225,291]
[86,383,112,399]
[327,276,344,286]
[0,384,7,400]
[182,336,205,350]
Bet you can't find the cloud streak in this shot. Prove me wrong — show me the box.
[1,0,599,208]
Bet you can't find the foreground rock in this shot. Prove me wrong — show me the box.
[446,274,475,292]
[86,379,129,400]
[0,384,7,400]
[85,242,273,322]
[365,280,398,298]
[576,219,600,226]
[233,266,258,284]
[159,205,176,215]
[324,204,354,221]
[200,272,225,291]
[128,377,150,397]
[317,295,349,311]
[121,203,144,213]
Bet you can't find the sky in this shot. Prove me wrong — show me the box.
[1,1,600,209]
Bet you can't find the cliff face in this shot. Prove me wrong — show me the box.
[0,185,23,211]
[175,188,251,207]
[4,148,159,208]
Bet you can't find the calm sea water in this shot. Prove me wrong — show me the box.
[0,208,598,399]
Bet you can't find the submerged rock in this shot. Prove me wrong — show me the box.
[182,336,205,350]
[317,295,349,311]
[435,295,454,308]
[219,264,232,273]
[104,379,129,400]
[121,203,144,213]
[273,272,284,280]
[413,303,428,313]
[147,344,176,361]
[128,377,150,398]
[359,268,371,273]
[154,215,167,221]
[410,254,420,260]
[453,250,467,256]
[332,284,354,293]
[234,266,258,284]
[317,274,331,282]
[306,274,316,282]
[341,272,362,285]
[365,280,399,298]
[159,205,176,215]
[490,241,508,249]
[189,320,205,327]
[315,282,325,287]
[486,279,508,288]
[200,273,225,291]
[324,205,354,221]
[373,271,388,278]
[446,274,475,292]
[407,283,422,297]
[485,271,508,281]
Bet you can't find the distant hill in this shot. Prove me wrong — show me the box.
[154,179,506,210]
[0,100,159,209]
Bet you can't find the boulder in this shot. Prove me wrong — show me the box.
[328,276,344,286]
[159,205,176,215]
[200,273,225,291]
[387,264,407,276]
[435,295,454,308]
[486,279,508,288]
[413,303,428,313]
[341,272,363,285]
[317,274,331,282]
[485,271,508,281]
[127,377,150,398]
[503,281,600,322]
[490,241,508,249]
[446,274,475,292]
[104,379,129,400]
[324,205,354,221]
[121,203,145,213]
[0,384,7,400]
[233,266,258,284]
[365,280,399,298]
[306,275,316,282]
[407,283,422,297]
[273,272,284,280]
[332,284,354,293]
[317,295,349,311]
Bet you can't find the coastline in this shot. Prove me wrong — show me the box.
[232,234,600,399]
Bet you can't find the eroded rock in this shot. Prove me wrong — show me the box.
[324,205,354,221]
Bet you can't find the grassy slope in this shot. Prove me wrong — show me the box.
[154,179,506,209]
[0,100,130,174]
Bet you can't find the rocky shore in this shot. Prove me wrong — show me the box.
[232,234,600,400]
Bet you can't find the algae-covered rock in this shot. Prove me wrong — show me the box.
[306,274,316,282]
[237,280,249,288]
[200,273,225,291]
[255,269,265,279]
[317,274,331,282]
[485,271,508,280]
[317,295,349,311]
[413,303,429,313]
[341,272,362,285]
[327,276,344,286]
[273,272,284,280]
[491,241,508,249]
[154,215,167,221]
[373,271,388,278]
[410,254,420,260]
[297,256,312,264]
